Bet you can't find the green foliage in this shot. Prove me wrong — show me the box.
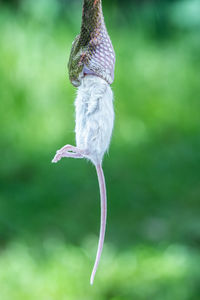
[1,240,200,300]
[0,0,200,299]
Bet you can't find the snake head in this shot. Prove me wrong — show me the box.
[68,0,115,87]
[68,36,85,87]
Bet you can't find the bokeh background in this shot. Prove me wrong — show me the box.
[0,0,200,299]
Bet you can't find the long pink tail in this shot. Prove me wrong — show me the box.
[90,164,107,285]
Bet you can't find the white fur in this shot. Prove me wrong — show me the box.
[75,75,114,165]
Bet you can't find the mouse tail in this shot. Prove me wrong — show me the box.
[90,163,107,285]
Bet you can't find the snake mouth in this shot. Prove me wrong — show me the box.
[71,72,84,87]
[83,65,96,77]
[71,67,95,87]
[70,70,90,87]
[71,79,81,87]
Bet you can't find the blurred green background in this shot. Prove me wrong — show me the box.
[0,0,200,299]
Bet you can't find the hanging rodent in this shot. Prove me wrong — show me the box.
[52,0,115,285]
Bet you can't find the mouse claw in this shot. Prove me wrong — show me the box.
[52,144,85,163]
[52,154,60,163]
[52,149,65,163]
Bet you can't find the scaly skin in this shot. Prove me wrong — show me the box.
[68,0,115,87]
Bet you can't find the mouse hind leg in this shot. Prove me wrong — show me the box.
[52,144,86,163]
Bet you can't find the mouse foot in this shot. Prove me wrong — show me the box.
[52,144,85,163]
